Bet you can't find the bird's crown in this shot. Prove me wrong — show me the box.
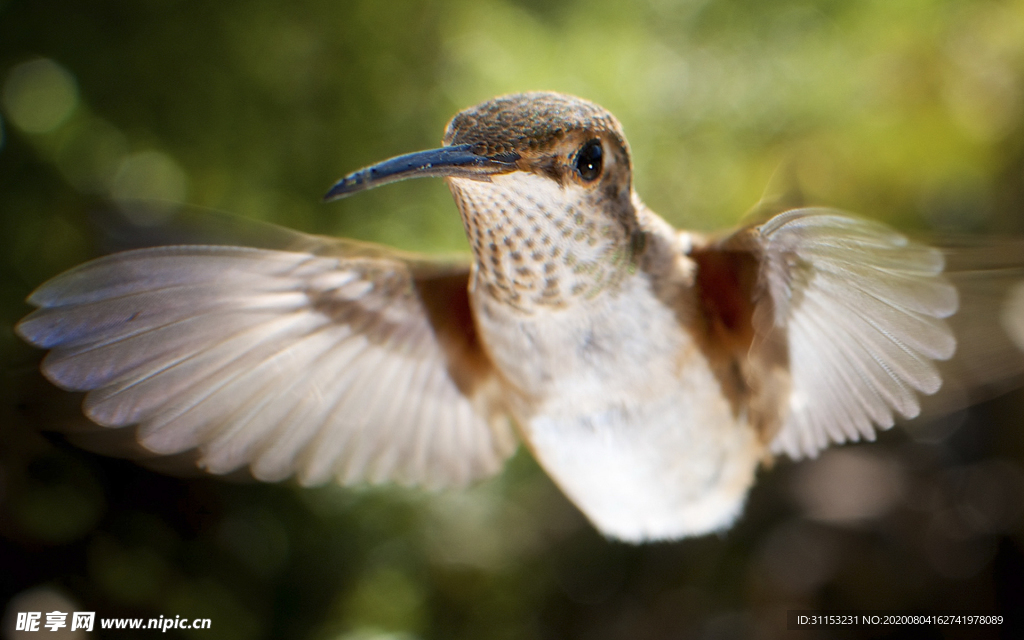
[443,92,626,158]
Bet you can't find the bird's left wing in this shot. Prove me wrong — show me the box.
[757,209,958,458]
[17,244,516,488]
[696,208,959,459]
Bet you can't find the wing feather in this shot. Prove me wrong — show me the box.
[17,244,516,488]
[753,208,958,459]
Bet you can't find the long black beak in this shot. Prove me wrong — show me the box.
[324,144,521,202]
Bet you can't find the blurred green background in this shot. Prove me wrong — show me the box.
[3,0,1024,638]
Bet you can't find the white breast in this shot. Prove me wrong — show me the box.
[474,272,763,542]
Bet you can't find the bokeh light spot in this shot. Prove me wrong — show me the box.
[1,58,78,134]
[754,521,841,595]
[344,566,425,635]
[792,448,907,525]
[111,150,189,224]
[55,118,129,193]
[1003,281,1024,352]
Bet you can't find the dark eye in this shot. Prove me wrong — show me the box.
[575,139,603,182]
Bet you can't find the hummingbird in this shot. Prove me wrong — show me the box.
[16,92,959,542]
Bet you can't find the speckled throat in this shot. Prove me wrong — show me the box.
[448,172,641,312]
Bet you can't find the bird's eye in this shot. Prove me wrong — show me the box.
[575,139,603,182]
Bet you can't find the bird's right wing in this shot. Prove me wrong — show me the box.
[17,244,517,488]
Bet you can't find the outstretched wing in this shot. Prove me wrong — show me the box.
[17,244,516,488]
[751,208,958,458]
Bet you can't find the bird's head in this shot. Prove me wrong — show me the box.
[326,92,644,310]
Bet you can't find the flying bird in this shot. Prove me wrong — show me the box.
[17,92,965,542]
